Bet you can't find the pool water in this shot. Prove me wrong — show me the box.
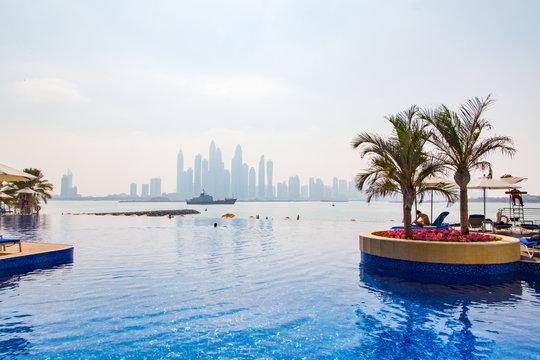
[0,214,539,359]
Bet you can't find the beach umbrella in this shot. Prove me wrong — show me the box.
[221,213,235,218]
[16,187,38,195]
[499,174,527,185]
[0,192,12,198]
[467,176,514,217]
[421,175,455,221]
[0,163,35,182]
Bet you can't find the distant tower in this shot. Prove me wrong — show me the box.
[202,158,209,192]
[141,184,149,198]
[333,177,339,199]
[231,145,243,198]
[266,160,273,199]
[184,168,193,196]
[224,169,231,198]
[258,155,265,199]
[194,154,202,194]
[177,149,184,195]
[241,163,249,199]
[60,169,78,198]
[60,169,73,198]
[130,183,137,197]
[150,178,162,198]
[249,167,256,198]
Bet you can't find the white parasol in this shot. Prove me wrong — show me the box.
[0,163,35,182]
[468,176,515,217]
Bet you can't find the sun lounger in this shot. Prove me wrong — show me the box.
[520,222,540,233]
[390,212,450,230]
[520,236,540,258]
[483,220,513,233]
[468,214,485,232]
[0,238,22,252]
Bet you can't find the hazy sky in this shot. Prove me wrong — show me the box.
[1,0,539,196]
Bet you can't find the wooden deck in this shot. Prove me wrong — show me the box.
[0,242,72,260]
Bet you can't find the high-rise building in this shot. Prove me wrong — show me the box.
[141,184,149,198]
[231,145,243,199]
[60,169,78,198]
[258,155,265,199]
[301,185,308,199]
[194,154,202,194]
[150,178,161,198]
[224,169,231,198]
[288,176,300,200]
[202,158,209,192]
[184,168,193,196]
[130,183,137,197]
[249,167,256,198]
[277,180,287,199]
[266,160,273,199]
[177,149,184,195]
[241,163,249,199]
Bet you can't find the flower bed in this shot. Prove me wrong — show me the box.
[373,229,500,242]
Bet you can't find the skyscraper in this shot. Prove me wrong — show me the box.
[184,168,193,196]
[60,169,78,198]
[202,158,209,192]
[231,145,243,198]
[141,184,149,198]
[266,159,273,199]
[258,155,265,199]
[130,183,137,197]
[249,167,256,198]
[176,149,184,195]
[194,154,202,194]
[241,163,249,199]
[150,178,161,197]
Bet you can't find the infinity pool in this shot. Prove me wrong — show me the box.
[0,215,539,359]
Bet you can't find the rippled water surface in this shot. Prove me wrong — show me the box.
[0,213,539,359]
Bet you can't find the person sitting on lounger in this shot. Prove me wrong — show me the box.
[413,210,430,226]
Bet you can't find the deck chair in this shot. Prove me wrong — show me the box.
[483,219,513,233]
[391,212,450,230]
[520,235,540,258]
[431,211,449,227]
[468,214,485,232]
[520,222,540,234]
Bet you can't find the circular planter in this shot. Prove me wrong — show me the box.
[359,231,521,275]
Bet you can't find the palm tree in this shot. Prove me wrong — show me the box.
[3,168,53,213]
[352,106,456,239]
[420,95,515,234]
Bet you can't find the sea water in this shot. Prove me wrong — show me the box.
[0,201,538,359]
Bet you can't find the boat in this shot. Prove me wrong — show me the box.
[186,191,237,205]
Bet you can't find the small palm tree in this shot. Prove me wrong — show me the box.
[3,168,53,213]
[420,95,515,234]
[352,106,456,238]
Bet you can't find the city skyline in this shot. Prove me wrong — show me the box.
[131,140,359,201]
[55,140,360,201]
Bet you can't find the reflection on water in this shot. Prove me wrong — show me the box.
[0,215,48,242]
[356,264,527,359]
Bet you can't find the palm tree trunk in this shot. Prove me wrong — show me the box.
[460,186,469,235]
[403,192,414,239]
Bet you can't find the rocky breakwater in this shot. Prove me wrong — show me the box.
[84,209,200,217]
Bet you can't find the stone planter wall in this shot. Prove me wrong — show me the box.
[359,231,520,265]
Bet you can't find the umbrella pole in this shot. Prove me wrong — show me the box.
[430,190,434,222]
[483,188,486,218]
